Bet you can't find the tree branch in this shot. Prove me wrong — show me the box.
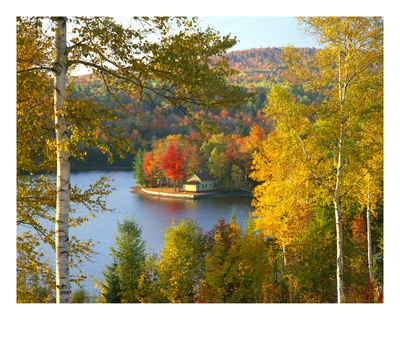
[17,66,55,74]
[340,165,372,199]
[295,131,332,194]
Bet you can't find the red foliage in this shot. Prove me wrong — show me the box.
[142,151,155,186]
[242,114,251,127]
[220,109,230,119]
[350,213,367,250]
[187,132,204,147]
[160,143,185,184]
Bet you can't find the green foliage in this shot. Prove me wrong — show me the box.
[157,218,205,303]
[67,47,315,171]
[137,252,162,303]
[132,148,146,186]
[101,262,123,303]
[19,16,383,304]
[18,16,254,302]
[231,165,245,187]
[134,127,267,191]
[101,217,147,303]
[290,205,337,303]
[17,232,55,303]
[71,287,90,303]
[96,202,383,303]
[199,217,243,302]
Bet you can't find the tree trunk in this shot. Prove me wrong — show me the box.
[335,52,346,304]
[279,216,291,303]
[333,197,345,303]
[367,194,374,289]
[334,121,345,304]
[54,17,70,303]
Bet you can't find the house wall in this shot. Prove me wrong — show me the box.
[184,174,218,192]
[189,175,202,183]
[183,183,198,192]
[198,180,217,191]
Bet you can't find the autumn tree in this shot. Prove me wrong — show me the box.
[184,144,207,177]
[257,17,383,303]
[160,143,185,191]
[17,232,55,303]
[231,165,245,187]
[348,88,383,290]
[240,123,268,182]
[291,206,337,303]
[251,126,313,302]
[157,218,205,303]
[209,147,230,184]
[142,151,157,187]
[197,217,243,302]
[17,16,251,302]
[201,133,230,183]
[100,217,147,303]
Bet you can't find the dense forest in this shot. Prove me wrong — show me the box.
[89,210,382,303]
[69,47,315,172]
[67,46,383,304]
[17,17,383,306]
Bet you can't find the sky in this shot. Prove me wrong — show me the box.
[197,17,320,50]
[74,16,317,75]
[7,6,400,340]
[114,16,320,50]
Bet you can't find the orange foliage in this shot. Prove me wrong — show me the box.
[350,213,367,250]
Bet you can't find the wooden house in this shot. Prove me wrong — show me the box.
[183,172,218,193]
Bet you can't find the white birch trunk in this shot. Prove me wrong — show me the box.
[333,122,345,304]
[366,191,374,289]
[333,196,345,303]
[279,215,292,303]
[333,117,346,303]
[54,17,70,303]
[334,52,346,304]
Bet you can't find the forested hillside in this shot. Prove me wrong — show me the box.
[69,47,316,171]
[225,47,319,101]
[18,17,383,305]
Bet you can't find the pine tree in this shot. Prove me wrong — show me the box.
[132,148,146,186]
[101,217,147,303]
[17,16,251,302]
[101,262,123,303]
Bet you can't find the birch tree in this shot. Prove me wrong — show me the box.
[53,17,70,303]
[17,17,111,302]
[17,16,251,302]
[256,17,383,303]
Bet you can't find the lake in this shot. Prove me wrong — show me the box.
[19,170,254,297]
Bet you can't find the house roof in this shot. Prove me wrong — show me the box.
[192,172,214,181]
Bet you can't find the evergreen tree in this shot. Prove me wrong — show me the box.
[18,16,251,302]
[132,148,146,186]
[101,217,147,303]
[101,262,123,303]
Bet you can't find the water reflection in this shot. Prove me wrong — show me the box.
[19,170,254,296]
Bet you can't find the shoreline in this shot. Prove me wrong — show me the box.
[130,186,252,199]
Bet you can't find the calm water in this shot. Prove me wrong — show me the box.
[19,170,254,296]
